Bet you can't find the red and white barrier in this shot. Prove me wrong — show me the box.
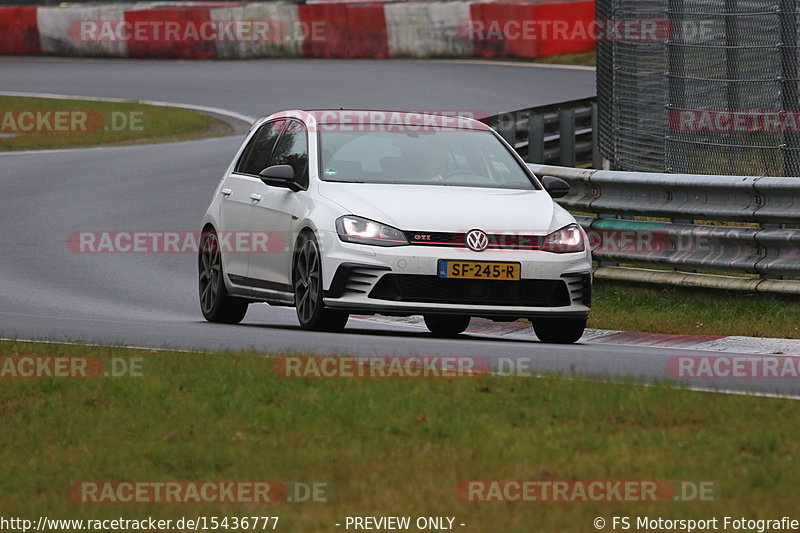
[385,2,474,58]
[210,3,301,58]
[0,1,597,60]
[299,3,389,58]
[38,4,130,57]
[0,6,41,55]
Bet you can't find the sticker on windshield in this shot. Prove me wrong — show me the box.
[324,168,338,176]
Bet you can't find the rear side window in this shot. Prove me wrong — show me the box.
[270,120,309,188]
[236,120,285,175]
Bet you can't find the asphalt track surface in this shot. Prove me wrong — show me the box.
[1,57,796,397]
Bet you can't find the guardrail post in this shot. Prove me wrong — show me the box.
[496,113,516,148]
[559,109,576,167]
[527,112,545,163]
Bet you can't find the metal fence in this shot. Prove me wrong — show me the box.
[597,0,800,177]
[528,163,800,290]
[482,97,599,168]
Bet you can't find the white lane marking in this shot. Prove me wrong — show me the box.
[401,58,596,71]
[0,310,194,326]
[0,90,256,124]
[0,134,242,156]
[0,337,198,354]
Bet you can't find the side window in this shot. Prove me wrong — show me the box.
[270,120,309,188]
[235,120,285,175]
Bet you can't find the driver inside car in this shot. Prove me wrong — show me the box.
[422,146,449,181]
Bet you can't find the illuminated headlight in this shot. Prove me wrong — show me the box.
[540,224,585,253]
[335,215,408,247]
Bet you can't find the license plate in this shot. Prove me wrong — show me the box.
[437,260,521,280]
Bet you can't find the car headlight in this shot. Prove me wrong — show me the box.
[540,224,585,253]
[335,215,408,247]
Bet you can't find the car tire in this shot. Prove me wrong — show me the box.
[532,317,587,344]
[199,229,249,324]
[293,232,349,332]
[423,314,471,337]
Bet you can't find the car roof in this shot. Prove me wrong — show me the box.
[259,109,492,131]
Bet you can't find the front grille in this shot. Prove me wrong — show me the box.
[369,275,571,307]
[404,231,461,246]
[404,231,542,250]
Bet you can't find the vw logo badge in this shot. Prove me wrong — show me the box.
[466,229,489,252]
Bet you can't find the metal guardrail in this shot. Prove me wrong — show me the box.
[483,100,800,292]
[527,163,800,285]
[483,97,599,168]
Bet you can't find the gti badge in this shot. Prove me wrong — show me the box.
[466,229,489,252]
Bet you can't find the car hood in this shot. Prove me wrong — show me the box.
[317,182,561,233]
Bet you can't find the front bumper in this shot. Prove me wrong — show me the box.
[318,230,592,319]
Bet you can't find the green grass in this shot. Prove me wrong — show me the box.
[590,279,800,338]
[1,340,799,531]
[0,96,231,151]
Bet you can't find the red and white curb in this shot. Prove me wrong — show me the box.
[358,315,800,356]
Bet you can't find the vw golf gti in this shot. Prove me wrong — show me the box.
[199,110,592,343]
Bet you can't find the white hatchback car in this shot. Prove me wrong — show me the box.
[199,110,592,343]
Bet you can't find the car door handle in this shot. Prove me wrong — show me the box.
[221,188,232,197]
[250,193,262,202]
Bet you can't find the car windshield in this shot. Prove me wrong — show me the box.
[317,128,539,190]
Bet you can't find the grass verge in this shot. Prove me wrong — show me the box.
[0,340,798,531]
[533,51,596,66]
[590,279,800,338]
[0,96,232,151]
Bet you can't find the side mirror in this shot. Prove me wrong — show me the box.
[259,165,301,191]
[541,176,570,199]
